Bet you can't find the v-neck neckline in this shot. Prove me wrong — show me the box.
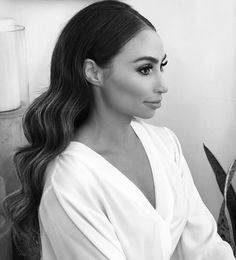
[69,119,158,211]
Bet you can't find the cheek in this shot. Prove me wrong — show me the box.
[105,75,148,104]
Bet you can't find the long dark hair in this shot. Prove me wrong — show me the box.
[3,0,156,256]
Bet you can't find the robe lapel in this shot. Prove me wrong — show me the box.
[131,120,174,221]
[67,119,174,222]
[69,141,157,215]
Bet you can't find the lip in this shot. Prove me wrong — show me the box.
[143,100,162,109]
[144,100,162,104]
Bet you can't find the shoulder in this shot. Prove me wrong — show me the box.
[43,147,103,202]
[41,151,106,219]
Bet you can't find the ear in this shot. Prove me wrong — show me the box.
[83,59,103,87]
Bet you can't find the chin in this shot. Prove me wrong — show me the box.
[135,111,156,119]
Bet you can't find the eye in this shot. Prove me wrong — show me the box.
[160,60,168,72]
[138,64,153,76]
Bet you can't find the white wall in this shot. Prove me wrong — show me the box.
[1,0,236,219]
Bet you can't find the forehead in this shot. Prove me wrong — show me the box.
[114,29,165,64]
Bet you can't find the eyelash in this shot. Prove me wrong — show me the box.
[160,60,168,72]
[138,64,153,75]
[138,60,168,76]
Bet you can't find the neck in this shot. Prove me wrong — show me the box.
[73,106,137,152]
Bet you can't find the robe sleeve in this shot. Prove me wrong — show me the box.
[164,128,235,260]
[39,158,126,260]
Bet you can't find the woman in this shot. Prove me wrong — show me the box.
[4,1,235,259]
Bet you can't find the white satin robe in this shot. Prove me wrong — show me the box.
[39,118,235,260]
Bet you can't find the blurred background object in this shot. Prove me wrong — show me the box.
[0,16,29,260]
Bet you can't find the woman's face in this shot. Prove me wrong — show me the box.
[99,29,168,119]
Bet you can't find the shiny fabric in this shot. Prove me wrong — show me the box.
[39,118,235,260]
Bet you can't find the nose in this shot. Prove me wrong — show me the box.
[154,72,168,93]
[156,83,168,94]
[153,78,168,94]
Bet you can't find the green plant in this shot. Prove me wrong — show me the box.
[203,144,236,256]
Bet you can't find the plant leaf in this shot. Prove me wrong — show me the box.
[204,144,236,255]
[225,159,236,251]
[218,202,234,247]
[225,159,236,196]
[203,144,226,195]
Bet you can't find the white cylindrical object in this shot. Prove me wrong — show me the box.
[0,18,21,112]
[0,18,15,31]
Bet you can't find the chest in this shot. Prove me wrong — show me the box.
[101,143,156,209]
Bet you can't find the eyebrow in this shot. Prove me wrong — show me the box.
[132,53,167,64]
